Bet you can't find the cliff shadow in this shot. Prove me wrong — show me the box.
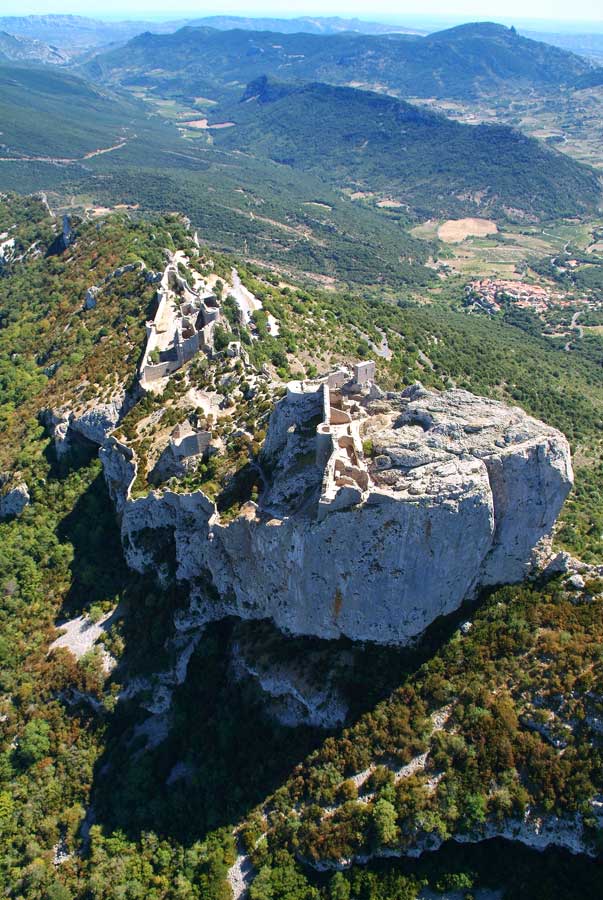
[87,592,481,846]
[55,469,129,615]
[303,836,603,897]
[89,616,327,844]
[49,458,320,846]
[43,427,100,481]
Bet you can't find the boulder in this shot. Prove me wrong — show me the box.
[84,287,98,310]
[0,482,30,519]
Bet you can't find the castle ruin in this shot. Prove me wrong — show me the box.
[169,420,212,460]
[140,255,221,391]
[281,361,380,519]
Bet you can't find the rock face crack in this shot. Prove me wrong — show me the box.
[101,381,573,646]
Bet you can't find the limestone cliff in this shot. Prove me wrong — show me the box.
[101,380,573,646]
[44,387,132,456]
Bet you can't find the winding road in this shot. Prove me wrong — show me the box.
[564,310,584,351]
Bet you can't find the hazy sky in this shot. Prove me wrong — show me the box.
[4,0,603,26]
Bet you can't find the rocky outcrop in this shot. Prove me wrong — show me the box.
[46,215,75,257]
[0,481,30,519]
[44,388,133,456]
[102,383,573,646]
[83,261,146,311]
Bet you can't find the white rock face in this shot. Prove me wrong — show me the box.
[84,287,98,310]
[0,482,30,519]
[44,389,131,455]
[102,384,573,646]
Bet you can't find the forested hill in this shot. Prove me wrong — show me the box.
[214,78,602,222]
[84,21,593,101]
[0,63,154,158]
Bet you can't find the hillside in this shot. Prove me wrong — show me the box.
[0,62,438,289]
[1,195,603,897]
[575,67,603,89]
[0,63,151,158]
[85,22,594,102]
[0,31,67,65]
[214,78,602,222]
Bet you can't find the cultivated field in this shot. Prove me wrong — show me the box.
[437,217,499,242]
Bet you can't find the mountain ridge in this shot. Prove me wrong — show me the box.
[0,30,68,65]
[84,21,594,101]
[214,76,602,222]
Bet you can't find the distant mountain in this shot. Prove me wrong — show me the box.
[85,22,593,102]
[0,13,420,55]
[214,77,602,222]
[523,30,603,64]
[0,15,170,54]
[0,31,68,65]
[184,16,422,35]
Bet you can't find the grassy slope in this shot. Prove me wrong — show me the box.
[0,63,154,158]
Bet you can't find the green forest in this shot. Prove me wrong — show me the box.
[215,78,601,222]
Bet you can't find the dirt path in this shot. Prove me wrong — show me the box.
[230,268,280,336]
[571,310,584,340]
[0,139,127,165]
[227,834,256,900]
[351,325,391,360]
[375,329,392,360]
